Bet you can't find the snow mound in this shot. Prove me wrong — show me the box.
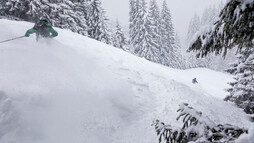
[0,19,251,143]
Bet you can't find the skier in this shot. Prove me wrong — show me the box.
[25,19,58,41]
[192,78,198,84]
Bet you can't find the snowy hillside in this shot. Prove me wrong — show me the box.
[0,19,252,143]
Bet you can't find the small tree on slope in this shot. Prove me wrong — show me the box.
[112,20,127,50]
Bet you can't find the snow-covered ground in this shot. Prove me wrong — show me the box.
[0,19,252,143]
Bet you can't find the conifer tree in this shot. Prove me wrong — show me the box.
[99,10,112,45]
[225,48,254,114]
[113,20,127,50]
[160,0,175,66]
[85,0,111,43]
[73,1,89,36]
[25,0,41,21]
[186,3,235,70]
[189,0,254,57]
[132,0,148,56]
[129,0,136,50]
[145,0,162,62]
[130,0,143,51]
[148,0,161,46]
[131,0,159,62]
[0,0,28,20]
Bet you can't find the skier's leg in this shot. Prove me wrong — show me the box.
[36,33,39,42]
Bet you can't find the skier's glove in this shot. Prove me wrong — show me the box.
[25,34,30,37]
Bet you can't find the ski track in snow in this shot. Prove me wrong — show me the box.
[0,19,252,143]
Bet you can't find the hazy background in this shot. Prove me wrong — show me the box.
[102,0,224,42]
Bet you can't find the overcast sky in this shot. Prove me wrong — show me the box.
[101,0,224,42]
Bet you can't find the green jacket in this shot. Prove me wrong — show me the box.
[25,21,58,38]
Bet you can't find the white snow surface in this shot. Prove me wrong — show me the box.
[0,19,252,143]
[238,124,254,143]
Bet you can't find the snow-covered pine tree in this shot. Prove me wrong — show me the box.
[25,0,42,22]
[0,0,29,20]
[189,0,254,57]
[130,0,149,59]
[113,20,127,50]
[225,49,246,76]
[85,0,111,44]
[146,0,161,61]
[132,0,162,63]
[129,0,136,49]
[242,54,254,114]
[186,3,237,70]
[72,1,89,36]
[1,0,46,21]
[0,1,3,15]
[99,10,112,45]
[225,48,254,114]
[133,0,149,57]
[38,0,87,36]
[130,0,144,53]
[129,0,162,63]
[160,0,178,67]
[51,1,76,30]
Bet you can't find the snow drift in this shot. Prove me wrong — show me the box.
[0,19,252,143]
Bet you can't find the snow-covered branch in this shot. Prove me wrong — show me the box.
[153,103,247,143]
[189,0,254,57]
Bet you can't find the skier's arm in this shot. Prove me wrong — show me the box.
[48,25,58,38]
[25,28,36,37]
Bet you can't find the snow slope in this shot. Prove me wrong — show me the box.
[0,19,252,143]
